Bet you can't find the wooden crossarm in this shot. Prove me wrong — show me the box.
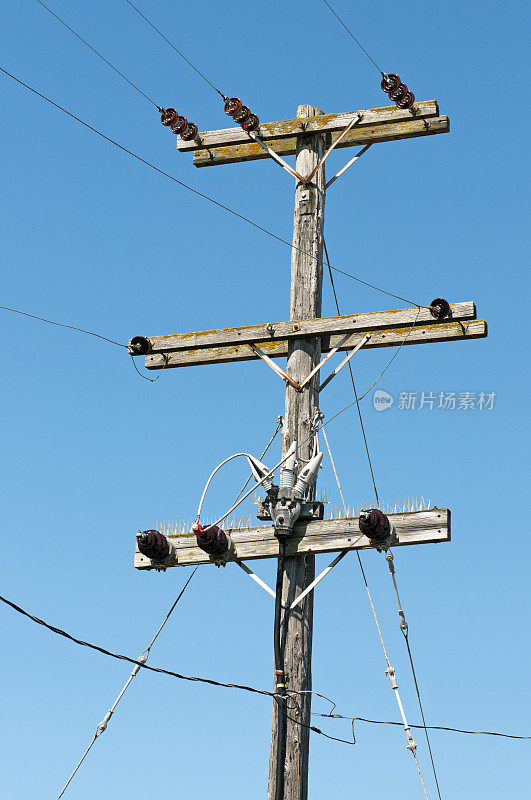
[134,509,450,569]
[176,100,441,153]
[138,301,477,355]
[192,115,449,168]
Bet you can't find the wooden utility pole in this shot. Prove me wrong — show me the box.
[266,105,326,800]
[132,93,487,799]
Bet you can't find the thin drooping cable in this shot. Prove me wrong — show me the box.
[312,713,531,741]
[0,65,425,310]
[319,0,384,75]
[129,352,169,382]
[196,452,257,522]
[34,0,162,109]
[57,567,197,799]
[123,0,227,101]
[0,592,352,748]
[385,550,442,799]
[0,304,127,348]
[323,237,380,507]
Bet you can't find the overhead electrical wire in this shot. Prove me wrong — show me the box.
[34,0,162,110]
[0,64,426,310]
[56,567,197,799]
[123,0,228,101]
[0,304,127,348]
[319,0,384,75]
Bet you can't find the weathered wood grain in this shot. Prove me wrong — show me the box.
[176,100,440,153]
[144,319,487,369]
[192,116,449,167]
[134,509,451,569]
[137,302,477,355]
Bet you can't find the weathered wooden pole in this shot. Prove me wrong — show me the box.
[267,105,326,800]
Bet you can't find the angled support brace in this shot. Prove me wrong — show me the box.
[319,334,370,392]
[236,560,286,606]
[247,131,304,182]
[299,333,369,391]
[302,115,362,185]
[290,547,358,609]
[248,343,300,389]
[325,143,372,190]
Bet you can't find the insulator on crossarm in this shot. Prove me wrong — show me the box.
[128,336,150,355]
[180,122,198,141]
[233,105,251,125]
[242,114,260,132]
[396,91,415,109]
[381,74,415,110]
[170,115,189,135]
[224,97,242,116]
[193,523,230,557]
[430,297,450,319]
[161,108,178,127]
[137,530,170,560]
[358,509,391,543]
[381,74,401,93]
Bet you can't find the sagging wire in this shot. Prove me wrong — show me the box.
[312,712,531,741]
[232,416,283,504]
[56,567,197,798]
[123,0,228,101]
[34,0,163,110]
[129,352,169,382]
[0,592,359,749]
[0,65,428,311]
[0,304,127,348]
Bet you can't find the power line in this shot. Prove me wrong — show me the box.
[123,0,228,101]
[34,0,162,110]
[0,304,127,348]
[0,64,426,310]
[319,0,384,75]
[313,713,531,742]
[57,567,197,798]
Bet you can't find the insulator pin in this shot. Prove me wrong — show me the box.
[137,530,170,560]
[429,297,450,319]
[193,523,230,557]
[359,509,391,543]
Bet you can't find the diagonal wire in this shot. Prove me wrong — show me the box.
[313,713,531,740]
[123,0,227,100]
[34,0,162,109]
[0,64,426,310]
[0,304,127,348]
[319,0,384,75]
[56,567,197,798]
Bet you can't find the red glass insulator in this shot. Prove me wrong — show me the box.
[194,523,229,556]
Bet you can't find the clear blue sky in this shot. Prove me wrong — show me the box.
[1,1,529,798]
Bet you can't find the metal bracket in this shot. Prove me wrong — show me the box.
[248,343,300,389]
[325,143,372,190]
[302,115,362,185]
[319,334,370,392]
[235,560,286,607]
[247,131,305,182]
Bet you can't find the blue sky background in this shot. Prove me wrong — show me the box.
[1,1,529,797]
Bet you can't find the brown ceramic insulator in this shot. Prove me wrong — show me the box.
[429,298,450,319]
[137,530,170,560]
[224,97,242,116]
[389,83,408,102]
[242,113,260,132]
[170,115,188,135]
[161,108,178,127]
[381,73,401,93]
[181,122,198,141]
[396,91,415,109]
[233,105,251,124]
